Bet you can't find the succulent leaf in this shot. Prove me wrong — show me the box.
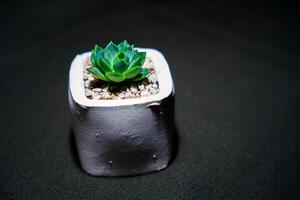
[118,40,130,51]
[87,41,150,83]
[136,52,146,65]
[124,67,141,79]
[124,49,135,62]
[127,68,150,82]
[99,56,112,73]
[129,52,146,69]
[105,72,126,82]
[113,59,129,73]
[91,45,102,66]
[106,42,119,57]
[87,66,109,81]
[103,49,113,65]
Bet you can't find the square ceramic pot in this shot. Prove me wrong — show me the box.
[68,48,175,176]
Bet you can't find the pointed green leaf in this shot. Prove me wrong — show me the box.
[99,56,113,73]
[139,67,150,77]
[105,72,126,82]
[96,49,105,66]
[137,52,146,65]
[91,45,103,67]
[91,52,97,66]
[129,52,146,69]
[106,41,119,57]
[127,68,150,82]
[87,66,109,81]
[103,49,112,65]
[118,40,130,51]
[124,49,135,62]
[113,59,129,73]
[124,67,141,79]
[94,44,102,52]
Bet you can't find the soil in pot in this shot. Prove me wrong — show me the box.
[83,56,160,100]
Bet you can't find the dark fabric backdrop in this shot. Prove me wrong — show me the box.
[0,0,299,199]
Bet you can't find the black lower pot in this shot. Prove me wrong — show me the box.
[69,90,174,176]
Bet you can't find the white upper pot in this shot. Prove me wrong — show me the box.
[70,48,173,107]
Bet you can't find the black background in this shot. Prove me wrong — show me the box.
[0,0,299,199]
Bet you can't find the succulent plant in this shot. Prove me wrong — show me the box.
[87,41,150,83]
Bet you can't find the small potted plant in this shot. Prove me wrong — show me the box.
[68,41,175,176]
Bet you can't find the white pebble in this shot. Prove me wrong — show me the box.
[111,94,117,99]
[148,74,157,83]
[92,92,99,98]
[125,92,133,98]
[102,87,109,92]
[145,85,151,91]
[85,89,94,97]
[103,93,111,99]
[140,91,148,96]
[149,87,157,94]
[138,84,144,90]
[92,88,102,93]
[118,93,125,99]
[83,73,89,80]
[84,80,91,88]
[92,95,101,100]
[130,84,138,93]
[88,76,95,81]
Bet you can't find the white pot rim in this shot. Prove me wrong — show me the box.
[69,48,173,107]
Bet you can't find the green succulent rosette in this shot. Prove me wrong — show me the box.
[87,41,150,83]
